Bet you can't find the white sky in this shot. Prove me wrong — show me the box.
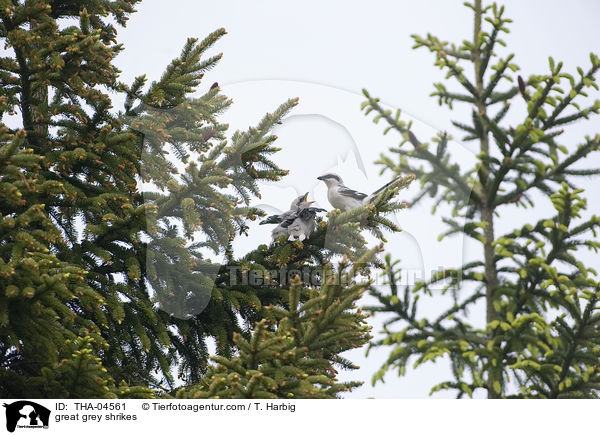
[112,1,600,398]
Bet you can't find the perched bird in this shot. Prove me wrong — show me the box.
[317,173,403,211]
[260,193,325,241]
[260,193,307,239]
[281,201,326,241]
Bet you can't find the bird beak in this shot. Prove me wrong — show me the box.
[302,192,310,201]
[307,201,316,205]
[317,175,324,180]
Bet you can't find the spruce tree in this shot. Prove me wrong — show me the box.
[177,253,377,399]
[0,0,153,398]
[0,0,295,396]
[362,1,600,398]
[1,0,413,397]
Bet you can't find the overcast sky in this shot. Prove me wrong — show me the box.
[113,1,600,398]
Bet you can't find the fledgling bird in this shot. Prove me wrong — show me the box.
[259,192,321,241]
[260,193,307,240]
[260,193,325,241]
[281,201,326,241]
[317,173,403,211]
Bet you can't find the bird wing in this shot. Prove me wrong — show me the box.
[280,211,301,228]
[260,214,285,225]
[281,206,324,227]
[297,207,326,220]
[260,212,288,225]
[338,186,368,201]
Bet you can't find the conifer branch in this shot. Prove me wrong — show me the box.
[363,1,600,398]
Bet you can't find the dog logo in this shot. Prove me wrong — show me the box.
[3,401,50,432]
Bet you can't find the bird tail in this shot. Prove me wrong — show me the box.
[368,176,403,200]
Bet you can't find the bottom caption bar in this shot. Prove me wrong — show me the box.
[1,399,596,434]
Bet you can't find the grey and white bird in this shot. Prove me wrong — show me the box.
[260,193,307,240]
[281,201,326,241]
[317,173,403,211]
[260,193,325,241]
